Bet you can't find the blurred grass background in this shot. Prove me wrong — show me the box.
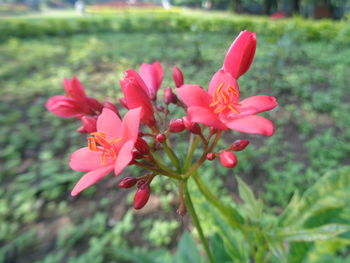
[1,6,350,263]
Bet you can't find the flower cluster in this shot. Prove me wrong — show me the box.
[46,30,278,211]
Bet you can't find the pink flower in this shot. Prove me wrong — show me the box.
[139,61,164,100]
[46,76,103,118]
[177,31,277,136]
[177,73,277,136]
[69,107,141,196]
[222,30,256,80]
[120,70,155,126]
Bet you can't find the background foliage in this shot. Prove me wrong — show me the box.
[1,9,350,262]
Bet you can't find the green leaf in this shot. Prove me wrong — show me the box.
[278,166,350,228]
[174,231,203,263]
[236,176,264,221]
[278,224,350,242]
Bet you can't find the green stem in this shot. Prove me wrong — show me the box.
[162,141,182,172]
[184,134,201,171]
[184,182,215,263]
[192,172,243,229]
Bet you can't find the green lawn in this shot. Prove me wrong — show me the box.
[1,29,350,262]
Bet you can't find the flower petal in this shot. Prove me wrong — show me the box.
[239,95,278,115]
[71,165,114,196]
[187,106,227,130]
[97,108,122,140]
[114,140,134,176]
[225,115,274,136]
[223,30,256,79]
[69,147,107,171]
[208,69,239,97]
[176,84,212,108]
[121,70,155,125]
[139,61,163,100]
[122,107,142,143]
[46,96,83,118]
[63,76,87,103]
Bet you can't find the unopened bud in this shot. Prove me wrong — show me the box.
[81,116,97,133]
[156,105,165,112]
[132,149,144,160]
[182,116,201,134]
[220,151,238,168]
[230,140,250,151]
[119,177,138,188]
[133,184,150,210]
[206,153,216,161]
[169,119,185,133]
[164,88,178,104]
[172,66,184,88]
[210,127,217,134]
[156,133,166,143]
[135,137,150,154]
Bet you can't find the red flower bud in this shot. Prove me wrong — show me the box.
[169,119,185,133]
[156,105,164,112]
[230,140,249,151]
[164,88,178,104]
[134,184,150,210]
[182,116,201,134]
[132,149,144,160]
[172,66,184,88]
[119,177,138,188]
[135,137,150,154]
[156,133,166,143]
[220,151,238,168]
[182,116,191,130]
[206,153,216,161]
[81,116,97,133]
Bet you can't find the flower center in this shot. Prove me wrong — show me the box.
[210,83,241,114]
[87,131,122,165]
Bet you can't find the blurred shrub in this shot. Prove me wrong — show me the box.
[0,11,349,43]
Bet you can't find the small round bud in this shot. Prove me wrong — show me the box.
[135,137,150,154]
[206,153,216,161]
[172,66,184,88]
[156,105,165,112]
[119,177,137,188]
[132,149,144,160]
[230,140,250,151]
[219,151,238,168]
[164,88,178,105]
[182,116,201,134]
[156,133,166,143]
[133,184,151,210]
[210,127,217,134]
[169,119,185,133]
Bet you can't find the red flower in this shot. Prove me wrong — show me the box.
[177,77,277,136]
[120,70,155,126]
[139,61,163,100]
[69,107,141,196]
[223,30,256,80]
[46,76,102,118]
[177,31,278,136]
